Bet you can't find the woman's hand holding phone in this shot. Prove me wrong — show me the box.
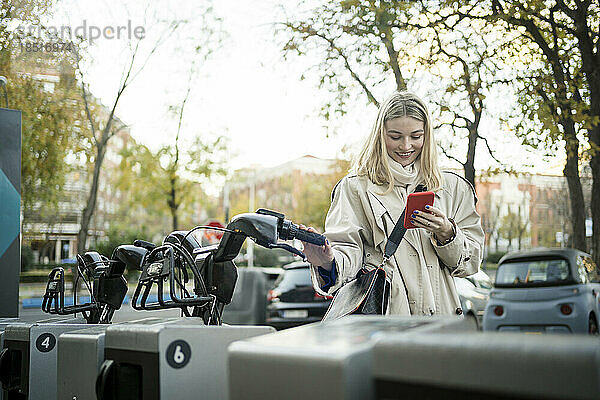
[404,191,454,243]
[409,205,454,243]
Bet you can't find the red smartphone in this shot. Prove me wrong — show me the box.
[404,191,434,229]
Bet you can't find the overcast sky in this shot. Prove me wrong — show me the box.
[47,0,561,175]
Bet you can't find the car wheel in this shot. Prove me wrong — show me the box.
[589,314,599,336]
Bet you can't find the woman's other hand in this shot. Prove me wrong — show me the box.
[298,225,334,269]
[409,205,455,243]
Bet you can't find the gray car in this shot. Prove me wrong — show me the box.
[454,270,492,328]
[483,248,600,334]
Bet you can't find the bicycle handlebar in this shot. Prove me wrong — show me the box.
[256,208,327,246]
[279,220,326,246]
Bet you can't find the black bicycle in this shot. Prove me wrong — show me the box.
[41,209,325,325]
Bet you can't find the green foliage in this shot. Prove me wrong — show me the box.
[278,0,417,121]
[10,73,88,216]
[536,225,560,248]
[456,0,597,255]
[0,1,88,218]
[486,251,506,264]
[0,0,55,71]
[498,207,529,250]
[21,244,34,271]
[110,135,227,234]
[94,225,150,259]
[228,158,351,233]
[293,159,351,231]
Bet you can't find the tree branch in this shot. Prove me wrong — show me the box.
[477,134,503,164]
[451,109,472,127]
[283,22,380,106]
[437,142,465,167]
[380,26,406,91]
[73,46,98,146]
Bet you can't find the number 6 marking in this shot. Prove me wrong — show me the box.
[173,345,185,364]
[166,340,191,369]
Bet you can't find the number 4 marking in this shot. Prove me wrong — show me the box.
[36,333,56,352]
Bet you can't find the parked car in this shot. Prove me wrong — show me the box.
[483,248,600,334]
[255,266,284,291]
[266,261,332,330]
[454,270,492,328]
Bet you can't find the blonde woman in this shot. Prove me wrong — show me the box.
[302,91,484,316]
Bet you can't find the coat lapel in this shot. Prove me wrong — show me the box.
[365,181,421,252]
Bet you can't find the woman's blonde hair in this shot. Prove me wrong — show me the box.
[354,91,443,193]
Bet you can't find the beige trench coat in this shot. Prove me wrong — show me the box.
[310,172,485,316]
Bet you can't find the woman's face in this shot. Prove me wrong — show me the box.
[384,116,425,167]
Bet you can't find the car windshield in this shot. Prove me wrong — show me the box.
[495,258,571,287]
[274,268,312,291]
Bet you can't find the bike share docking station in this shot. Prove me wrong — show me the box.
[228,314,600,400]
[92,211,313,399]
[0,317,91,400]
[96,320,273,400]
[228,315,475,400]
[6,196,592,400]
[0,318,26,400]
[3,209,318,399]
[56,317,178,400]
[372,330,600,400]
[0,247,136,400]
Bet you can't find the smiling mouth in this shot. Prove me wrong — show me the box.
[396,151,414,158]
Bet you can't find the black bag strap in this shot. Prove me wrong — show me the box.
[382,184,427,262]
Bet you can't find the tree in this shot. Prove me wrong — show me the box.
[1,0,87,216]
[9,72,86,215]
[453,0,600,270]
[165,70,194,231]
[227,157,351,233]
[110,141,171,241]
[515,204,529,250]
[0,0,54,72]
[489,1,588,254]
[279,1,505,187]
[499,211,516,251]
[113,135,227,234]
[279,0,412,120]
[161,33,226,229]
[491,203,503,251]
[73,14,185,254]
[419,10,507,185]
[160,134,228,231]
[498,205,529,251]
[294,158,351,231]
[74,2,227,253]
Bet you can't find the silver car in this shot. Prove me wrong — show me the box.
[483,248,600,334]
[455,270,492,328]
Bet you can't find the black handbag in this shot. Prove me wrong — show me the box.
[322,266,390,321]
[322,185,427,322]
